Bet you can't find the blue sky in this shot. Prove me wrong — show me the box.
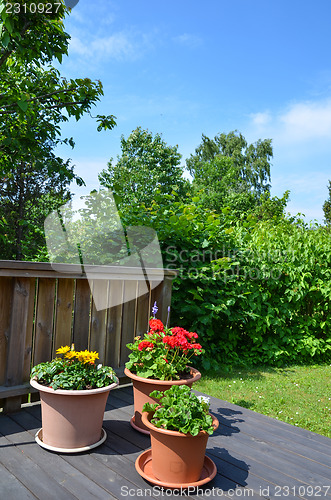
[56,0,331,224]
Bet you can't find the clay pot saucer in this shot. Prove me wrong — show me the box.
[35,428,107,453]
[135,449,217,489]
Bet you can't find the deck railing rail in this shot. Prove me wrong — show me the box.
[0,260,176,412]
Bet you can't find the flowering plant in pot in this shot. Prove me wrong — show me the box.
[30,345,118,452]
[31,345,117,390]
[135,385,219,488]
[124,302,203,432]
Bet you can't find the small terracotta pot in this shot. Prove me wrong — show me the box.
[124,367,201,433]
[141,411,219,484]
[30,378,118,450]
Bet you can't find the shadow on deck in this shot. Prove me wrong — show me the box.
[1,386,331,499]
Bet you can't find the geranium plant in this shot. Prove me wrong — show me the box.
[125,302,203,380]
[142,385,215,436]
[30,345,118,390]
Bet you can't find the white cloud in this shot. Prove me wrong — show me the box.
[247,99,331,224]
[272,171,329,195]
[272,173,328,222]
[69,31,149,61]
[69,36,90,57]
[286,201,325,223]
[173,33,202,48]
[280,100,331,141]
[251,111,272,126]
[67,8,85,23]
[250,98,331,144]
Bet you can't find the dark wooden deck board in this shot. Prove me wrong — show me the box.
[1,386,331,500]
[0,462,37,500]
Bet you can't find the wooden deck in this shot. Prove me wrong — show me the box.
[0,386,330,500]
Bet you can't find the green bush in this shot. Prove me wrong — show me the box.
[120,195,331,368]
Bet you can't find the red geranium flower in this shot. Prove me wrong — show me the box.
[163,332,194,350]
[125,300,203,380]
[149,319,164,332]
[138,341,154,351]
[171,326,189,337]
[162,336,175,348]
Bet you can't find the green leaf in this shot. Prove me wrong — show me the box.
[113,193,122,206]
[17,100,28,112]
[4,17,13,34]
[2,31,10,47]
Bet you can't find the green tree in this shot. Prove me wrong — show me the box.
[190,155,258,215]
[0,0,68,68]
[252,190,290,222]
[0,1,116,259]
[99,127,188,206]
[323,180,331,226]
[0,1,115,133]
[187,131,273,215]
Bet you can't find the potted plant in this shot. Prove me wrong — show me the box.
[30,345,118,452]
[124,302,203,433]
[135,385,219,488]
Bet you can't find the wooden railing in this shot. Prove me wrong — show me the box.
[0,260,176,412]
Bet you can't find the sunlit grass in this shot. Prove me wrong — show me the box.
[195,364,331,438]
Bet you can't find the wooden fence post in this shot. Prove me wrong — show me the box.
[4,277,33,413]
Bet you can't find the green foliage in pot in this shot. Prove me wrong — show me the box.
[31,345,118,390]
[142,385,215,436]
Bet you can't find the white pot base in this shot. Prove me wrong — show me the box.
[35,427,107,453]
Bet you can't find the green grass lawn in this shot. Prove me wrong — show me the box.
[194,364,331,438]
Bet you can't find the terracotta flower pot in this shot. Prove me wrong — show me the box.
[30,378,118,452]
[124,366,201,433]
[141,410,219,485]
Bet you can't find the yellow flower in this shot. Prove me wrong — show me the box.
[65,350,77,359]
[87,351,99,364]
[76,352,87,363]
[56,346,70,355]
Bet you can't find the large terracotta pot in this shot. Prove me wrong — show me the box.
[140,410,219,485]
[30,378,118,452]
[124,366,201,433]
